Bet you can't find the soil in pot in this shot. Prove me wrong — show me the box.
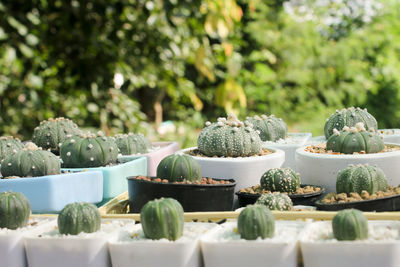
[127,176,236,213]
[304,144,400,155]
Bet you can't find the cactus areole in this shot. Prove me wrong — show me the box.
[115,133,152,155]
[260,168,300,193]
[256,192,293,211]
[324,107,377,139]
[332,209,368,241]
[237,204,275,240]
[1,148,60,177]
[197,114,262,157]
[246,114,288,142]
[326,123,384,154]
[57,202,101,235]
[0,136,23,161]
[60,133,119,168]
[0,191,30,230]
[140,198,184,241]
[32,117,80,153]
[336,164,388,195]
[156,154,202,182]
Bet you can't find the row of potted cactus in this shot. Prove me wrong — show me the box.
[1,190,398,267]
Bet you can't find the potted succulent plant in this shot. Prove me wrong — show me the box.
[246,114,312,170]
[115,133,180,176]
[127,154,236,212]
[24,202,124,267]
[0,147,103,213]
[60,132,147,205]
[315,164,400,211]
[236,167,325,207]
[32,117,81,155]
[108,198,216,267]
[0,191,53,267]
[300,209,400,267]
[296,122,400,193]
[200,204,307,267]
[181,114,285,196]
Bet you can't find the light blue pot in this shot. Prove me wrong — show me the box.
[0,171,103,213]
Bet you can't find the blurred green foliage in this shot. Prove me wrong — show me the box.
[0,0,400,148]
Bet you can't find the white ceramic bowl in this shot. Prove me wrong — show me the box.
[200,221,307,267]
[300,221,400,267]
[262,132,312,171]
[379,129,400,144]
[108,222,216,267]
[181,147,285,192]
[295,143,400,193]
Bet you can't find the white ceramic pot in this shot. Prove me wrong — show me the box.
[262,132,312,171]
[295,143,400,193]
[300,221,400,267]
[25,219,132,267]
[200,221,307,267]
[379,129,400,144]
[0,217,54,267]
[181,147,285,192]
[119,141,180,176]
[108,222,216,267]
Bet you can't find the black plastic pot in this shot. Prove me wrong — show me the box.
[127,176,236,213]
[235,184,325,208]
[315,193,400,212]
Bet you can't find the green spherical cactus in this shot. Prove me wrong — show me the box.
[140,198,184,241]
[0,192,30,230]
[0,136,23,161]
[58,202,101,235]
[256,192,293,211]
[246,114,287,142]
[60,133,119,168]
[1,148,60,177]
[324,107,377,139]
[332,209,368,241]
[326,123,384,154]
[336,164,387,195]
[260,168,300,193]
[156,154,202,182]
[115,133,152,155]
[198,114,262,157]
[32,117,81,153]
[237,204,275,240]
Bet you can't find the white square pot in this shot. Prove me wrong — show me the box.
[182,147,285,192]
[262,132,312,171]
[108,222,216,267]
[0,217,54,267]
[200,221,307,267]
[25,219,133,267]
[300,221,400,267]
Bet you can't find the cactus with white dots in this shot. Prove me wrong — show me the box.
[326,122,384,154]
[1,147,60,177]
[115,133,151,155]
[256,192,293,211]
[197,114,262,157]
[60,132,119,168]
[32,117,81,154]
[260,168,300,194]
[0,136,23,161]
[246,114,287,142]
[324,107,377,139]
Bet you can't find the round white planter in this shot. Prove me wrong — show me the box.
[379,129,400,144]
[181,147,285,192]
[263,133,311,171]
[295,143,400,193]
